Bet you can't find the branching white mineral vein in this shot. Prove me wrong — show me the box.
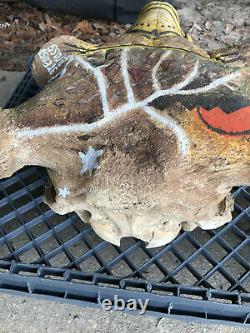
[120,48,136,103]
[152,50,172,90]
[67,55,110,115]
[144,106,189,156]
[16,50,241,159]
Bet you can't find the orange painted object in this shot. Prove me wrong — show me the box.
[198,106,250,136]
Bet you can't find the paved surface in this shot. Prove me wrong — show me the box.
[0,292,249,333]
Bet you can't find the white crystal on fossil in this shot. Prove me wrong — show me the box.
[79,146,104,176]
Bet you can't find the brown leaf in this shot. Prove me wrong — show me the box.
[44,13,57,30]
[73,20,92,33]
[38,22,47,32]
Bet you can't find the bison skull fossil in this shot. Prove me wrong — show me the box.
[0,1,249,247]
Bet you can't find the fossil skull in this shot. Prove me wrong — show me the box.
[0,1,249,247]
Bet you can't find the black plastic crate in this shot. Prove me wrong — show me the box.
[1,66,250,326]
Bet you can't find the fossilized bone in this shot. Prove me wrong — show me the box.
[0,1,249,247]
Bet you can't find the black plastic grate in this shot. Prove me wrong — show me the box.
[0,67,250,325]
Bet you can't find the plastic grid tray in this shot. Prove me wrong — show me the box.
[0,67,250,326]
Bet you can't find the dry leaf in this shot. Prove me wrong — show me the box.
[44,13,54,30]
[73,20,92,33]
[39,22,47,32]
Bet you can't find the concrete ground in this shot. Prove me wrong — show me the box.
[0,65,249,333]
[0,292,249,333]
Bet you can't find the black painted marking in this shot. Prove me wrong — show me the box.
[129,29,180,37]
[64,43,209,60]
[151,91,250,113]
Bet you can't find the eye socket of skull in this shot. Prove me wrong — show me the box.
[216,195,234,217]
[44,178,56,204]
[81,210,92,223]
